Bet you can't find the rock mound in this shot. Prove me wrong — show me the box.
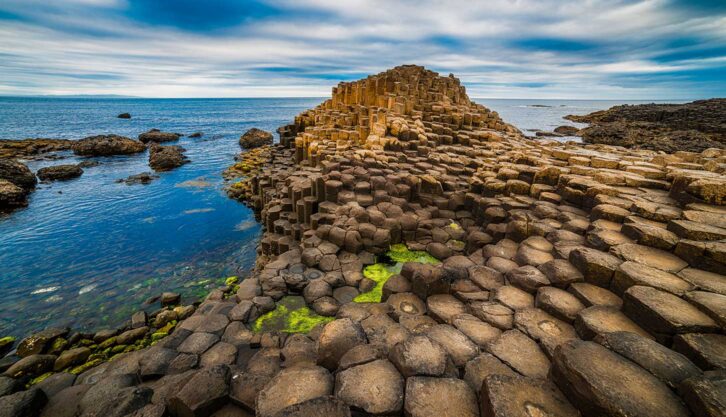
[72,135,146,156]
[117,113,131,119]
[0,159,37,212]
[240,128,273,149]
[148,144,189,172]
[566,98,726,152]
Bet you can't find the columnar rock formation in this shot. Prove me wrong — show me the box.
[3,65,725,417]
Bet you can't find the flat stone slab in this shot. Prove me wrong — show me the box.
[404,377,479,417]
[389,335,448,377]
[673,333,726,370]
[551,340,690,417]
[463,353,516,394]
[575,305,653,340]
[612,261,694,296]
[678,371,726,417]
[610,243,688,273]
[568,282,622,309]
[256,365,333,417]
[425,324,479,367]
[481,374,580,417]
[684,290,726,327]
[678,268,726,295]
[623,285,719,337]
[426,294,468,324]
[487,329,550,379]
[334,359,404,415]
[514,308,578,358]
[599,331,701,388]
[452,314,502,348]
[535,286,585,323]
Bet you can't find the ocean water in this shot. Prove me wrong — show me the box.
[0,97,661,340]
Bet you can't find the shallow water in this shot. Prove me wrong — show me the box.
[0,97,667,340]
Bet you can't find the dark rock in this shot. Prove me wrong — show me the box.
[0,179,29,211]
[36,164,83,181]
[138,129,181,144]
[229,371,269,411]
[678,370,726,417]
[117,172,159,185]
[0,388,48,417]
[551,340,690,417]
[673,333,726,370]
[117,113,131,119]
[189,132,204,138]
[149,144,189,172]
[34,372,76,398]
[240,128,273,149]
[554,125,580,136]
[54,347,91,371]
[598,331,701,388]
[139,347,178,379]
[0,375,20,397]
[269,395,350,417]
[72,135,146,156]
[4,354,56,378]
[177,332,219,355]
[168,365,230,417]
[0,159,37,191]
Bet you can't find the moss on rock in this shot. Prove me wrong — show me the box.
[252,296,334,334]
[354,244,440,303]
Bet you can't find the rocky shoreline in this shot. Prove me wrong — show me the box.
[566,98,726,153]
[1,66,725,416]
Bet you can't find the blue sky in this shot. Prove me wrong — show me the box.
[0,0,724,99]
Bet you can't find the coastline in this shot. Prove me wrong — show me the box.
[0,66,724,416]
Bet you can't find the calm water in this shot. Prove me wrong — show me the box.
[0,97,666,340]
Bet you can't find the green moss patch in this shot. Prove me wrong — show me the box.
[252,296,334,334]
[354,244,440,303]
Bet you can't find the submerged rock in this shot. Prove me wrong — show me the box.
[116,172,159,185]
[117,113,131,119]
[72,135,146,156]
[138,129,181,144]
[239,128,273,149]
[36,164,83,181]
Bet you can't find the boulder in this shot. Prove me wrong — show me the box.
[148,144,189,172]
[0,159,37,191]
[168,365,230,417]
[117,113,131,119]
[388,335,448,377]
[240,128,273,149]
[0,389,48,417]
[425,324,479,367]
[72,135,146,156]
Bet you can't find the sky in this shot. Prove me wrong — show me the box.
[0,0,725,99]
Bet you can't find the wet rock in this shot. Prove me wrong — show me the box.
[0,375,19,397]
[116,326,149,345]
[0,159,37,192]
[149,144,189,172]
[0,388,48,417]
[117,172,159,185]
[481,374,580,417]
[404,376,479,417]
[72,135,146,156]
[240,128,273,149]
[388,335,448,377]
[316,318,366,370]
[117,113,131,119]
[0,179,30,211]
[598,331,701,388]
[16,327,68,357]
[37,164,83,181]
[168,365,230,417]
[138,129,181,144]
[551,340,690,417]
[256,365,333,417]
[334,359,404,415]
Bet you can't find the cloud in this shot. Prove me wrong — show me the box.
[0,0,723,98]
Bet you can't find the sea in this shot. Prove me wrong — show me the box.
[0,97,672,340]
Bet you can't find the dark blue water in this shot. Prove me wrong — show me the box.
[0,97,320,339]
[0,97,667,340]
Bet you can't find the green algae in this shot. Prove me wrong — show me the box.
[252,296,333,334]
[28,372,53,387]
[353,244,440,303]
[225,276,239,286]
[70,359,103,375]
